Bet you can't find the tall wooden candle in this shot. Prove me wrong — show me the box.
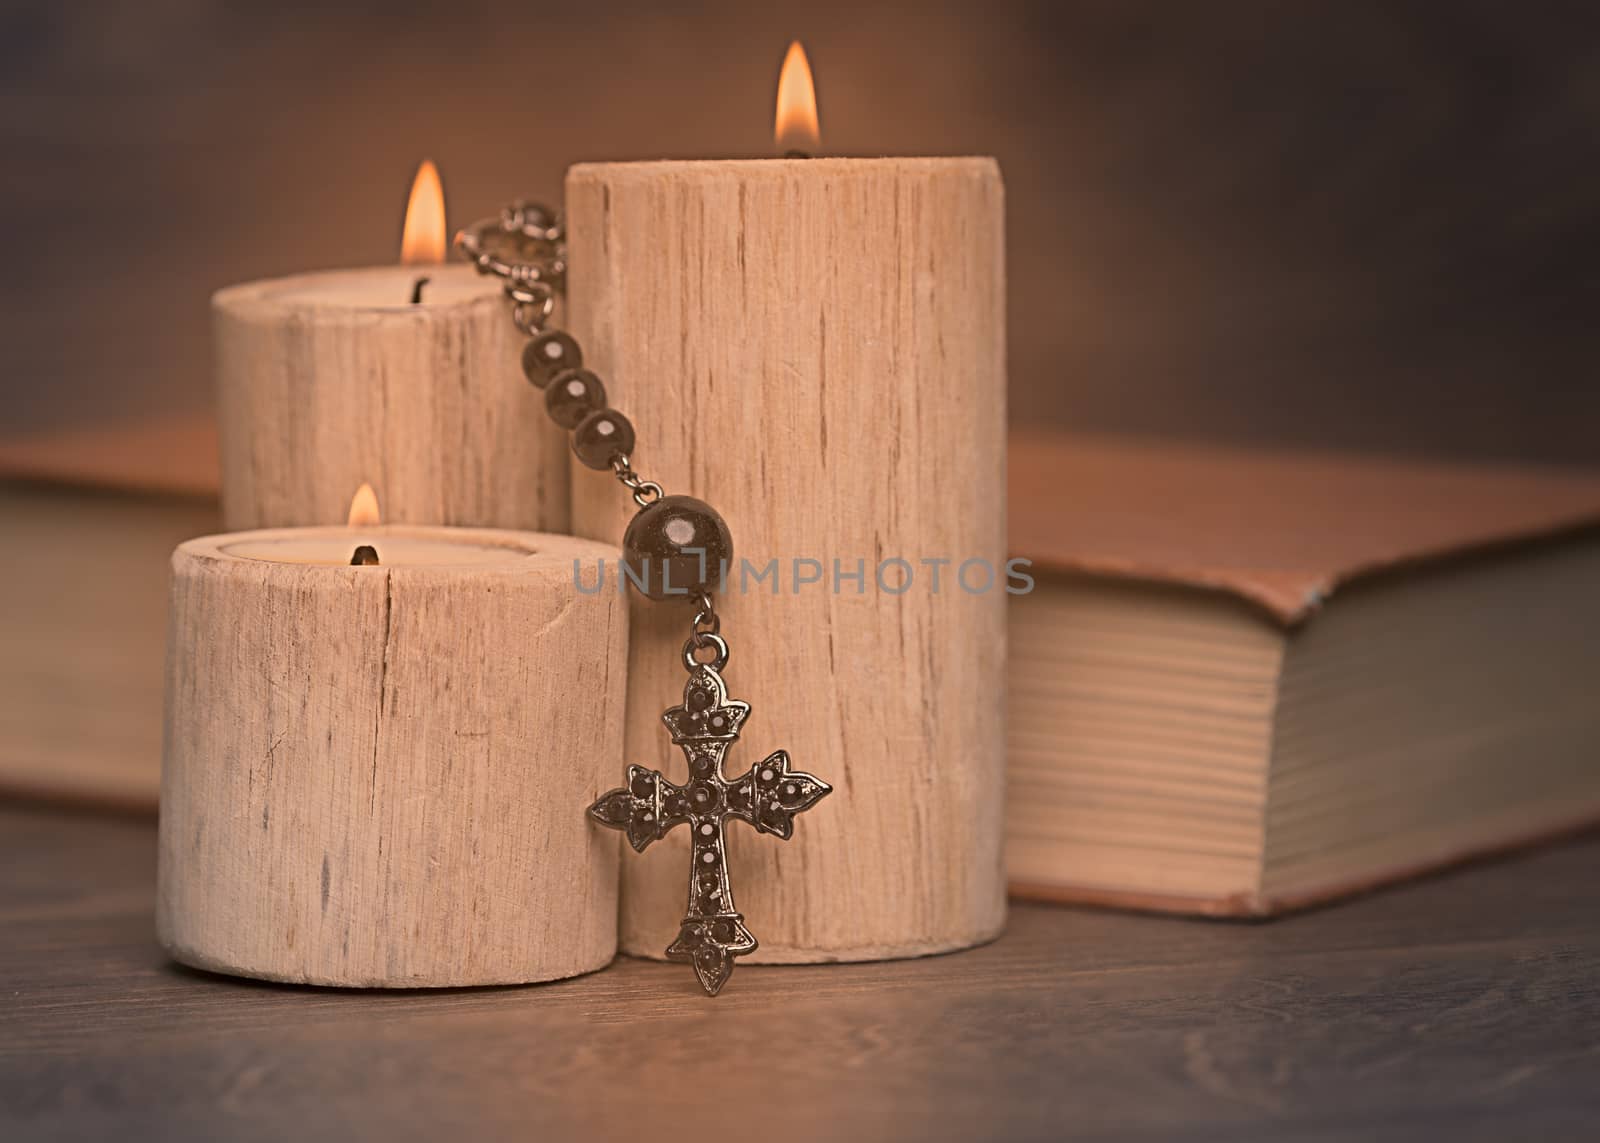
[566,156,1008,962]
[158,524,625,987]
[213,165,568,532]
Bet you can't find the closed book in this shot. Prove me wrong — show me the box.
[0,415,220,809]
[1006,433,1600,915]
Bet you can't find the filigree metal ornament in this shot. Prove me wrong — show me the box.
[455,200,565,288]
[589,636,831,995]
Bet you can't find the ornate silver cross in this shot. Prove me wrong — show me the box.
[589,641,831,995]
[460,202,832,995]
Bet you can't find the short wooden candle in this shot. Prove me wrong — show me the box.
[567,158,1008,963]
[213,265,569,532]
[158,526,625,987]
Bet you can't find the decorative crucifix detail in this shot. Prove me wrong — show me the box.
[588,647,831,995]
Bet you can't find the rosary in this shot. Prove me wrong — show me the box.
[458,203,832,995]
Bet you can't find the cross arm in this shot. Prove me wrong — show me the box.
[588,764,689,852]
[725,750,832,840]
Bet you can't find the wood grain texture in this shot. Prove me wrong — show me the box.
[5,806,1599,1142]
[566,159,1008,962]
[157,528,625,987]
[213,266,568,532]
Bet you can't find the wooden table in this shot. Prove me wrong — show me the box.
[3,805,1597,1142]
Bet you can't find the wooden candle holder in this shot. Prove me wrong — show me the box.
[158,527,625,987]
[567,159,1008,963]
[213,266,569,532]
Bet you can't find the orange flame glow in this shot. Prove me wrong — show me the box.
[347,483,381,527]
[400,160,447,264]
[774,41,820,154]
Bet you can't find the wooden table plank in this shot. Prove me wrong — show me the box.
[2,805,1597,1142]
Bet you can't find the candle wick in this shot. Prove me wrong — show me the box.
[409,277,430,304]
[350,545,381,566]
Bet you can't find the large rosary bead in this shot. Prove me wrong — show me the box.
[545,369,607,429]
[521,331,582,388]
[622,495,733,602]
[572,409,636,470]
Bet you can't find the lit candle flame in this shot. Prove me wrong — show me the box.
[774,41,820,155]
[348,483,381,527]
[400,160,447,264]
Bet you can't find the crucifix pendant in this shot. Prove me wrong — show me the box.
[588,636,831,995]
[459,200,832,996]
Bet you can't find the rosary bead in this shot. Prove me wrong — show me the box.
[572,408,636,470]
[521,331,582,388]
[622,495,733,602]
[544,369,607,429]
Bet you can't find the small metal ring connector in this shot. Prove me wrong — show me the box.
[510,290,557,334]
[630,481,664,508]
[682,632,730,672]
[691,594,721,638]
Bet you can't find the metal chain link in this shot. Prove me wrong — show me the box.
[506,280,556,335]
[690,590,720,638]
[609,453,664,508]
[682,588,728,670]
[679,590,724,670]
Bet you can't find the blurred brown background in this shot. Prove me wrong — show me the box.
[5,0,1598,464]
